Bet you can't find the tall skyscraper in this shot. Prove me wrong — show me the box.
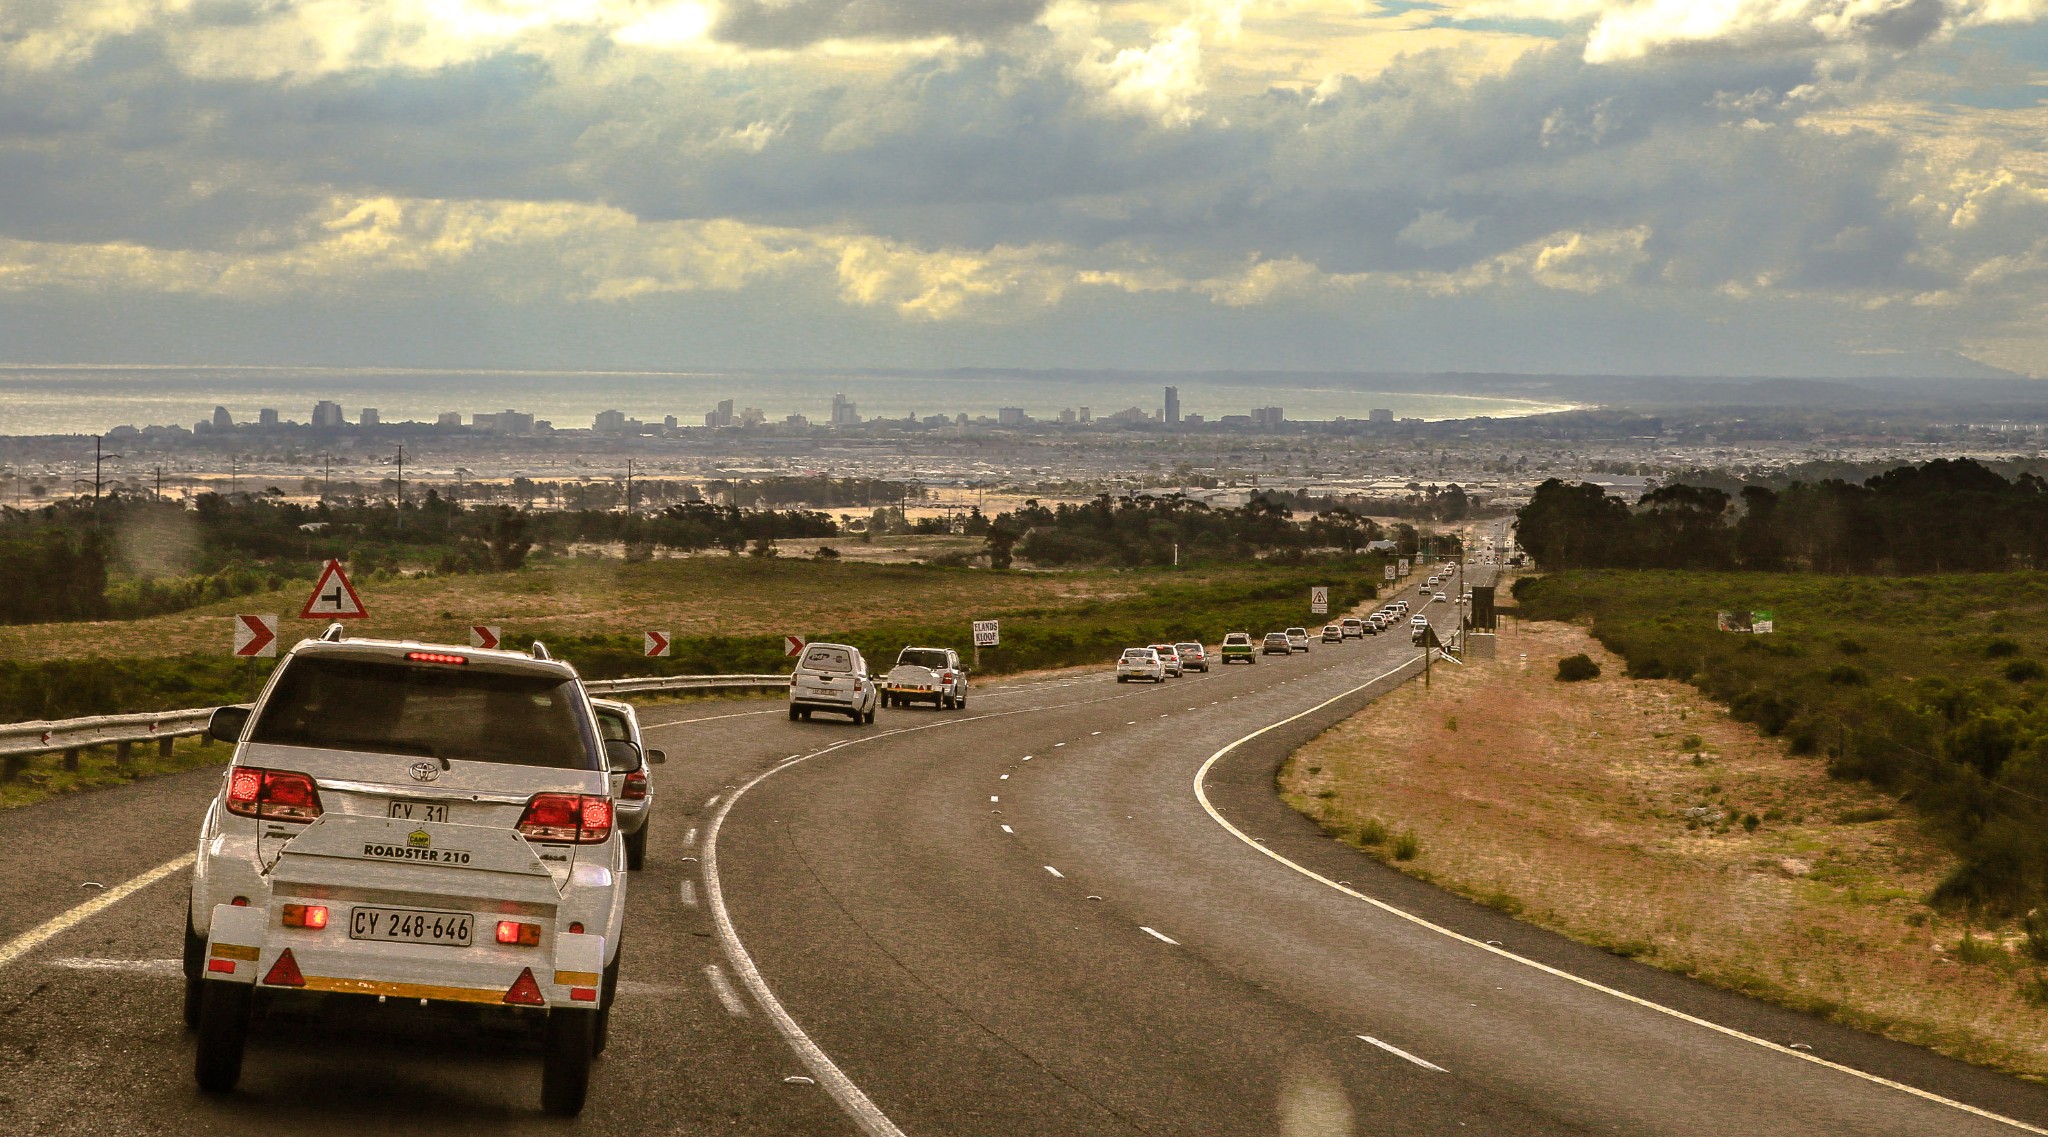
[1164,386,1180,425]
[830,393,859,426]
[258,407,280,428]
[212,406,233,430]
[312,400,344,428]
[360,408,380,427]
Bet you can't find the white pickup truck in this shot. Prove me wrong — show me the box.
[883,646,968,709]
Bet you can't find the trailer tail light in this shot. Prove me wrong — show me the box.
[207,958,236,974]
[503,967,546,1006]
[281,904,328,929]
[496,921,542,947]
[516,793,613,844]
[262,949,305,987]
[622,770,648,800]
[224,767,323,822]
[568,922,584,934]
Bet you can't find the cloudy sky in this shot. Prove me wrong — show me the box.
[3,0,2047,378]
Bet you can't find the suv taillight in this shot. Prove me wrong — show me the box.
[622,770,648,800]
[516,793,614,844]
[225,767,323,822]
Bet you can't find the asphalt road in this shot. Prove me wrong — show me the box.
[1,566,2044,1134]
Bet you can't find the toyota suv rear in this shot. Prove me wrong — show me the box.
[183,630,628,1116]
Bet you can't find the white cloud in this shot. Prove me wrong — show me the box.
[1463,0,2048,62]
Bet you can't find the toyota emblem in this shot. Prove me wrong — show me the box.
[408,761,439,783]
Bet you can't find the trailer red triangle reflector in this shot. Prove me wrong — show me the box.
[263,948,305,987]
[299,558,369,620]
[503,967,546,1006]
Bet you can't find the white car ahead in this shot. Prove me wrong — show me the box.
[1285,627,1312,652]
[184,631,627,1116]
[884,646,968,709]
[789,642,879,723]
[1117,647,1166,682]
[592,698,665,871]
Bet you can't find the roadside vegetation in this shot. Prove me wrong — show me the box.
[1515,569,2048,920]
[0,557,1379,721]
[1280,622,2048,1079]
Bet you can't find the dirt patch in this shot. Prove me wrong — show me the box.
[1281,620,2048,1079]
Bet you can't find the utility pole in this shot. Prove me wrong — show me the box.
[154,466,163,501]
[393,443,405,529]
[625,459,634,513]
[92,436,121,502]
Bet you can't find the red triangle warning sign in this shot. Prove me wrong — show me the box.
[300,559,370,620]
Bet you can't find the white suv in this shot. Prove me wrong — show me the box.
[789,642,879,723]
[183,631,627,1116]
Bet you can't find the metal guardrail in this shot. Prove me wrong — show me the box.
[584,674,788,697]
[0,673,791,776]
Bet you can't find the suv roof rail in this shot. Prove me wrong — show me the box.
[321,622,346,642]
[529,640,552,661]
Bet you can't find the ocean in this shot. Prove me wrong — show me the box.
[0,367,1577,436]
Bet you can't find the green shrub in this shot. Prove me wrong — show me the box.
[1987,638,2023,658]
[1556,654,1601,682]
[1391,830,1421,860]
[1836,637,1866,655]
[1825,665,1869,686]
[2005,659,2046,683]
[1836,806,1894,824]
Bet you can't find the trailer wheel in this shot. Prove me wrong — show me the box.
[541,1008,596,1116]
[193,980,252,1094]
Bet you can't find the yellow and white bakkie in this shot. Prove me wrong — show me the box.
[202,813,612,1011]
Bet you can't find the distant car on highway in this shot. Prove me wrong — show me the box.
[1321,624,1344,643]
[1174,642,1209,672]
[184,632,626,1115]
[790,642,879,723]
[1262,632,1292,656]
[1340,618,1364,639]
[1220,633,1256,664]
[1433,591,1448,603]
[1410,614,1432,643]
[592,698,665,871]
[1117,647,1167,682]
[1148,644,1185,678]
[883,646,968,709]
[1285,627,1311,652]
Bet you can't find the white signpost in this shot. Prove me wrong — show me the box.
[470,625,502,650]
[644,631,672,658]
[1398,557,1411,577]
[972,619,1000,668]
[1310,586,1329,615]
[233,614,278,658]
[1383,564,1396,582]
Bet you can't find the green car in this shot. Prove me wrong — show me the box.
[1220,631,1256,664]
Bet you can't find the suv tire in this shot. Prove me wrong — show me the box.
[541,1008,596,1116]
[193,980,252,1093]
[182,902,205,1030]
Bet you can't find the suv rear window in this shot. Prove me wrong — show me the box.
[802,646,854,672]
[898,649,950,670]
[250,656,598,769]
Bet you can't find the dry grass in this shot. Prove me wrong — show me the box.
[1281,620,2048,1080]
[0,556,1158,662]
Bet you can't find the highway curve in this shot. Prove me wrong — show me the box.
[2,583,2045,1134]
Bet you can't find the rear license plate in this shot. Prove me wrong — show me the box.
[349,906,473,947]
[387,800,449,823]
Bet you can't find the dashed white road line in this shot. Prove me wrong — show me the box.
[1139,926,1180,946]
[1359,1034,1446,1072]
[705,793,723,808]
[679,879,699,907]
[1001,825,1014,834]
[1192,659,2048,1137]
[684,827,699,848]
[704,964,750,1017]
[1044,865,1064,878]
[990,796,1000,802]
[0,853,193,971]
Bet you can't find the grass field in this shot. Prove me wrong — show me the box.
[1281,620,2048,1079]
[0,555,1144,663]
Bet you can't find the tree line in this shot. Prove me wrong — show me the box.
[985,493,1393,568]
[1516,458,2048,573]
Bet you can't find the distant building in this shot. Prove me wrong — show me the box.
[436,411,463,427]
[360,408,380,427]
[1105,406,1151,424]
[258,408,280,428]
[998,407,1029,427]
[955,413,969,426]
[1252,406,1284,428]
[1078,406,1092,423]
[1183,413,1204,425]
[923,414,951,428]
[593,409,627,433]
[1220,414,1254,427]
[706,399,736,428]
[478,409,538,433]
[1164,386,1181,425]
[663,415,678,430]
[312,400,345,429]
[212,406,233,431]
[830,393,859,426]
[785,413,810,428]
[741,406,766,427]
[1369,408,1394,423]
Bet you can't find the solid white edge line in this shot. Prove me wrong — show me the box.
[0,853,194,971]
[1359,1034,1447,1073]
[703,963,751,1017]
[1191,659,2048,1137]
[1140,926,1179,946]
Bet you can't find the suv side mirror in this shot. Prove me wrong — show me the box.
[208,705,251,744]
[646,748,667,765]
[604,737,644,773]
